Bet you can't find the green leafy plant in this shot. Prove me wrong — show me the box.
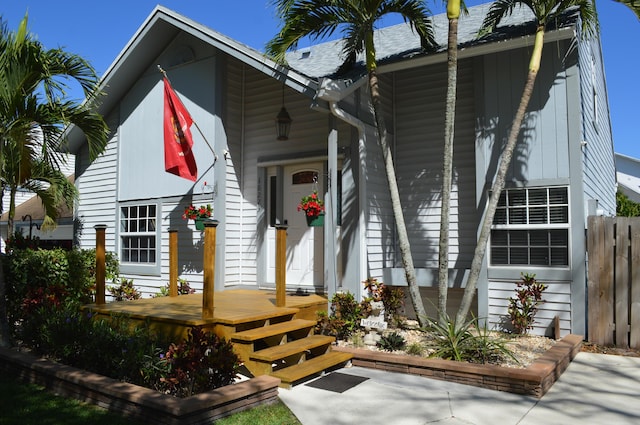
[108,278,141,301]
[377,332,406,351]
[155,278,196,297]
[315,292,366,340]
[616,190,640,217]
[507,273,548,335]
[425,314,517,365]
[362,277,405,327]
[406,342,424,356]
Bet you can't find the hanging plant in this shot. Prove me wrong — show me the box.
[298,190,325,218]
[182,204,213,220]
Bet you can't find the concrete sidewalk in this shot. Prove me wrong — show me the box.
[278,352,640,425]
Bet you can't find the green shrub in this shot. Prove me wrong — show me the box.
[154,278,196,297]
[315,292,366,340]
[362,278,405,327]
[507,273,547,335]
[425,314,517,365]
[377,332,406,351]
[406,342,424,356]
[108,278,142,301]
[4,247,120,334]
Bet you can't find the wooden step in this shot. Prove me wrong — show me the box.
[231,319,315,343]
[250,335,335,362]
[271,351,353,389]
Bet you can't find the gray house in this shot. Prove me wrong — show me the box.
[67,3,615,337]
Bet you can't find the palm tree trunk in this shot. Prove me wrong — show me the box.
[456,27,545,325]
[367,53,427,326]
[438,14,459,325]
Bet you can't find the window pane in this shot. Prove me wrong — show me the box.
[508,190,526,206]
[510,230,528,246]
[549,206,569,223]
[494,208,507,225]
[508,208,527,224]
[528,188,547,205]
[549,187,568,204]
[491,230,508,245]
[529,231,548,246]
[529,207,548,224]
[491,247,508,265]
[510,248,529,265]
[530,248,549,265]
[550,230,568,246]
[497,192,507,207]
[551,247,569,265]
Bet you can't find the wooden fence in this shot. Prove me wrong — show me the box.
[587,216,640,348]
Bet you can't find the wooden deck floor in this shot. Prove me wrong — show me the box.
[84,289,328,341]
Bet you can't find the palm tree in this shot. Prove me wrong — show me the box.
[0,14,109,346]
[267,0,436,326]
[437,0,467,325]
[614,0,640,19]
[454,0,597,325]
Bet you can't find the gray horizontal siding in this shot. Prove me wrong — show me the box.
[488,279,571,337]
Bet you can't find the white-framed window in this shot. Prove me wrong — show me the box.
[490,187,569,267]
[119,203,159,273]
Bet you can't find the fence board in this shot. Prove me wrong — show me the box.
[615,217,630,347]
[588,216,640,348]
[631,220,640,349]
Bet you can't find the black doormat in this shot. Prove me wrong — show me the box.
[305,372,369,393]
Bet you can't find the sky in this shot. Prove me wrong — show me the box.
[2,0,639,159]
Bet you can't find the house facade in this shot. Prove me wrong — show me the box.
[67,3,616,337]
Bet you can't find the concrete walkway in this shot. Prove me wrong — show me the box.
[278,352,640,425]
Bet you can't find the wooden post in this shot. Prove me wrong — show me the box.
[94,224,107,305]
[202,220,219,319]
[275,224,288,307]
[169,229,178,297]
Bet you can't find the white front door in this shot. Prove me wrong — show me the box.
[283,164,324,288]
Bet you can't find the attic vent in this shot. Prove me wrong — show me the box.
[300,49,311,59]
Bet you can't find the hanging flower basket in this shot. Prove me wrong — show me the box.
[194,218,206,230]
[182,204,213,230]
[298,190,325,227]
[306,213,325,227]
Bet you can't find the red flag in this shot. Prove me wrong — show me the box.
[163,77,197,181]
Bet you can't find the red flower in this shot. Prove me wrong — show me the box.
[182,204,213,220]
[298,191,325,218]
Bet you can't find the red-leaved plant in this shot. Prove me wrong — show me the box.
[298,190,325,217]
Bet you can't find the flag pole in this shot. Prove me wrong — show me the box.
[158,65,218,165]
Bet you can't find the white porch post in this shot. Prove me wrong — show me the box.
[325,118,339,300]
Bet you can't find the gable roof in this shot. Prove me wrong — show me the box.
[66,5,316,154]
[287,2,580,80]
[67,2,581,151]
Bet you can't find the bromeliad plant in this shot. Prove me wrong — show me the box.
[298,190,325,217]
[182,204,213,220]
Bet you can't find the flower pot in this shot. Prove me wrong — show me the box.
[194,218,206,230]
[306,213,324,227]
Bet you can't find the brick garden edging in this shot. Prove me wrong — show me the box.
[0,347,280,425]
[333,334,582,398]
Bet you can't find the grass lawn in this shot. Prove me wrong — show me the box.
[0,376,301,425]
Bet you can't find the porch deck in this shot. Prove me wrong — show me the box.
[85,289,328,341]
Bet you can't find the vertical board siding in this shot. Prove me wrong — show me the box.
[587,216,640,349]
[391,59,477,269]
[478,42,573,184]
